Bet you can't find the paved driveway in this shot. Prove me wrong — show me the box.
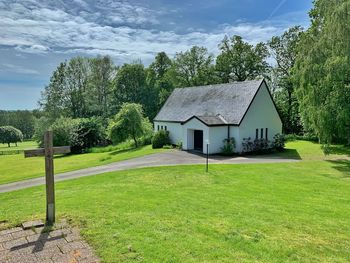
[0,150,298,193]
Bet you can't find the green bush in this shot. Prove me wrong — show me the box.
[0,126,23,147]
[51,117,78,147]
[152,130,170,149]
[273,133,285,151]
[221,137,236,155]
[70,118,107,153]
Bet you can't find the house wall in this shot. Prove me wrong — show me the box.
[208,126,228,154]
[154,121,182,145]
[237,82,282,152]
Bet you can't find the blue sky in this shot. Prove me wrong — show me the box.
[0,0,312,110]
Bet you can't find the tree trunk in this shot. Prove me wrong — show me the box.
[7,142,10,147]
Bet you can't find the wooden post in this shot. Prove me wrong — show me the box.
[24,133,70,225]
[44,131,55,224]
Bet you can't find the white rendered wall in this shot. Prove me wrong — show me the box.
[208,126,228,154]
[238,82,282,152]
[229,126,241,152]
[154,121,182,145]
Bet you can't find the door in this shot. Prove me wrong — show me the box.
[193,130,203,151]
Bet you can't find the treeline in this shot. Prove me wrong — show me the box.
[40,35,271,126]
[0,110,41,139]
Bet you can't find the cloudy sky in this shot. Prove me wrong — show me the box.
[0,0,312,110]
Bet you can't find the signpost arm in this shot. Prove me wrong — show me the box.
[44,130,55,224]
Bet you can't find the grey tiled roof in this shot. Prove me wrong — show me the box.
[154,79,264,125]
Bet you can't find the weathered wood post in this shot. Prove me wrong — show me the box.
[24,131,71,225]
[44,130,55,224]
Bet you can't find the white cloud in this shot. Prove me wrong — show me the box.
[0,63,40,74]
[0,0,303,65]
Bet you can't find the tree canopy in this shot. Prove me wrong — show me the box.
[0,126,23,147]
[293,0,350,144]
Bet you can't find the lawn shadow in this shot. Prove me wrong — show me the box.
[327,159,350,178]
[108,147,139,156]
[327,145,350,157]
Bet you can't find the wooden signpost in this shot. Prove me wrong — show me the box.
[24,131,71,225]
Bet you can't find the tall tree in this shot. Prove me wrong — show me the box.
[268,26,303,134]
[293,0,350,144]
[172,46,217,87]
[112,62,154,118]
[147,52,174,110]
[216,35,269,82]
[87,56,116,118]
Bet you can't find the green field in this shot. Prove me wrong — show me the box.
[0,140,38,152]
[0,141,349,262]
[0,143,166,185]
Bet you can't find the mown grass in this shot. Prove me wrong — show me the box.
[0,140,38,152]
[0,141,349,262]
[0,144,166,185]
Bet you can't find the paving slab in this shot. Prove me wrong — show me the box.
[22,220,45,230]
[1,220,100,263]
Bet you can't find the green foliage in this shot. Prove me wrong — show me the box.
[108,103,150,147]
[216,35,269,82]
[0,110,38,139]
[152,130,170,149]
[284,133,318,142]
[273,133,285,151]
[221,137,236,155]
[268,26,304,134]
[50,117,78,147]
[70,118,107,153]
[293,0,350,144]
[33,116,53,147]
[0,126,23,147]
[172,46,218,87]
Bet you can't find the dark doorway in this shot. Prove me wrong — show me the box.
[194,130,203,151]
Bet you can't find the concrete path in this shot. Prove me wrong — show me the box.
[0,150,298,193]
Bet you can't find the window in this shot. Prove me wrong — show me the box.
[265,128,268,140]
[255,129,258,140]
[260,128,264,139]
[165,126,167,131]
[161,126,163,130]
[157,125,159,131]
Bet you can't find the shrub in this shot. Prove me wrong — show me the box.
[221,137,236,155]
[70,118,107,153]
[176,141,183,150]
[108,103,151,147]
[162,145,173,149]
[242,137,254,153]
[285,133,318,142]
[152,130,170,149]
[273,133,285,151]
[253,138,270,153]
[0,126,23,147]
[50,117,78,146]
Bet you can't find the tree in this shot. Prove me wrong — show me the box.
[216,35,269,82]
[0,126,23,147]
[0,110,37,139]
[268,26,303,134]
[172,46,218,87]
[87,56,116,118]
[108,103,151,147]
[147,52,175,111]
[293,0,350,144]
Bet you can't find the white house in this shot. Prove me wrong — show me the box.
[153,79,282,154]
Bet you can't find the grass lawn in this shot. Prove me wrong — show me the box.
[0,141,349,262]
[0,144,166,185]
[0,140,38,152]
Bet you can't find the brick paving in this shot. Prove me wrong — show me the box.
[0,220,99,263]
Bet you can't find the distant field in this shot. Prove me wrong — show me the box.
[0,140,38,152]
[0,140,349,262]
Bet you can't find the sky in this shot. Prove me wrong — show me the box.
[0,0,313,110]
